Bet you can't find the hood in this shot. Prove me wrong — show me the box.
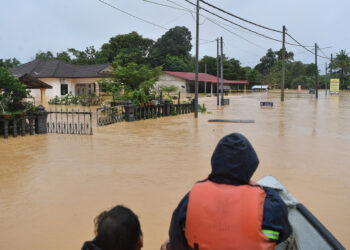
[81,241,104,250]
[208,133,259,185]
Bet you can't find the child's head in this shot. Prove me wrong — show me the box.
[94,205,143,250]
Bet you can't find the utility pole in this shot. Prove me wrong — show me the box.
[194,0,199,118]
[220,36,224,105]
[204,63,207,95]
[330,53,333,77]
[216,38,220,105]
[325,62,328,95]
[315,43,319,99]
[281,25,286,102]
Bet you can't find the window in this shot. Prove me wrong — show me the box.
[61,84,68,95]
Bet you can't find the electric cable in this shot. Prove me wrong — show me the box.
[286,32,329,59]
[182,0,305,47]
[199,0,282,33]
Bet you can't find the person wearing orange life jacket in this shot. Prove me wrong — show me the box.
[161,133,292,250]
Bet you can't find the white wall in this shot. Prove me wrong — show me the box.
[156,73,187,93]
[27,77,104,100]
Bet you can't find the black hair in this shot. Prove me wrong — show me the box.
[94,205,142,250]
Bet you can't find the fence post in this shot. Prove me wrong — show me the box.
[21,118,26,136]
[125,101,136,122]
[191,99,195,113]
[164,100,171,116]
[29,117,34,135]
[35,104,48,134]
[4,119,9,139]
[13,118,17,138]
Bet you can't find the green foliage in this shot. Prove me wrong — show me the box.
[0,58,20,69]
[67,46,108,65]
[111,61,162,91]
[330,50,350,88]
[198,103,207,113]
[101,32,154,63]
[48,93,101,106]
[160,85,178,95]
[149,26,192,68]
[163,55,194,72]
[35,51,55,60]
[0,67,29,113]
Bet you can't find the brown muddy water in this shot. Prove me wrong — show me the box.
[0,90,350,249]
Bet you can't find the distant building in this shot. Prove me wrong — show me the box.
[251,85,269,91]
[12,60,111,101]
[157,71,249,94]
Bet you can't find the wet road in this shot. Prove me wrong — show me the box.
[0,90,349,249]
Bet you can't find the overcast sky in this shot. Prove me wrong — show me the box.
[1,0,349,72]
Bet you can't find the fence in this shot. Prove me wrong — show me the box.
[96,101,194,126]
[47,108,93,135]
[0,116,36,139]
[127,100,194,123]
[96,105,125,126]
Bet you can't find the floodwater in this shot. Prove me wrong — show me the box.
[0,90,350,249]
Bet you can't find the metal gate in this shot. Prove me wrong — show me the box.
[47,108,93,135]
[96,105,125,126]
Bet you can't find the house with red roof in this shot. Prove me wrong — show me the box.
[157,71,248,94]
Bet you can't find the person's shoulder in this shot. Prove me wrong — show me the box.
[81,241,103,250]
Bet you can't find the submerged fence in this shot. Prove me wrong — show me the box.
[0,116,36,139]
[97,100,195,126]
[47,108,93,135]
[96,105,125,126]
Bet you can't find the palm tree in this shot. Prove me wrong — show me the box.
[331,50,350,87]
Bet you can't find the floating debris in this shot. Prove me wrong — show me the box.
[260,101,273,107]
[208,119,255,123]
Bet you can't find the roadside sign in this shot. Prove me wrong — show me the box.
[330,79,339,95]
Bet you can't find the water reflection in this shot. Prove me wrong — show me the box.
[0,90,350,249]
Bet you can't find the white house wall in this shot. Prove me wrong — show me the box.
[156,73,187,93]
[28,77,104,100]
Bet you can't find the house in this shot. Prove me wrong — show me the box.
[157,71,249,94]
[12,60,111,103]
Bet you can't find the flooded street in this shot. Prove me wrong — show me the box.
[0,90,350,249]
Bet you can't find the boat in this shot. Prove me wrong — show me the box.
[257,176,345,250]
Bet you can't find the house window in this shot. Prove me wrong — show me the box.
[61,84,68,95]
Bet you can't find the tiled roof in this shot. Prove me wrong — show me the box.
[12,60,110,78]
[163,71,248,84]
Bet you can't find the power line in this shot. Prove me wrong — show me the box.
[97,0,168,30]
[318,46,331,60]
[286,32,329,59]
[182,0,306,47]
[199,0,281,33]
[99,0,212,42]
[163,0,267,50]
[142,0,187,11]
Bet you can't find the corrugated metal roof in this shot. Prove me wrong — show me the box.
[163,71,248,84]
[12,60,110,78]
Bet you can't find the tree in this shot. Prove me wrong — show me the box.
[101,32,154,63]
[0,58,20,69]
[35,51,55,60]
[164,55,194,72]
[149,26,192,67]
[68,46,108,65]
[199,56,217,76]
[255,49,277,75]
[0,67,29,112]
[331,49,350,88]
[56,51,71,62]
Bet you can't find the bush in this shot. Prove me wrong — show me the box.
[0,67,29,113]
[48,93,102,106]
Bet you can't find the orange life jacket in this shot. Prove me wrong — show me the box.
[185,180,276,250]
